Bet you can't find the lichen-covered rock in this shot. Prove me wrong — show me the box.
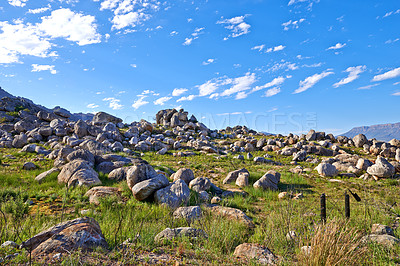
[20,217,108,257]
[234,243,276,265]
[85,186,121,205]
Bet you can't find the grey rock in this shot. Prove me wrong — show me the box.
[171,168,195,185]
[173,206,202,223]
[253,170,281,190]
[356,158,373,171]
[58,160,101,187]
[396,149,400,162]
[92,112,123,125]
[154,227,207,243]
[1,241,18,248]
[126,163,159,189]
[66,149,95,166]
[367,156,395,178]
[23,162,37,170]
[316,163,338,177]
[74,120,88,138]
[235,172,249,187]
[233,243,276,265]
[306,129,316,141]
[362,234,400,247]
[223,168,249,184]
[35,167,60,183]
[131,174,169,201]
[108,167,129,181]
[353,134,368,148]
[154,179,190,210]
[189,177,211,192]
[12,133,28,148]
[293,150,307,161]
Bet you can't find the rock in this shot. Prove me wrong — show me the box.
[23,162,37,170]
[108,167,129,181]
[371,224,394,236]
[154,227,207,243]
[92,112,122,124]
[35,167,60,183]
[66,149,95,166]
[396,149,400,162]
[20,217,108,257]
[353,134,368,148]
[278,192,288,199]
[157,147,168,155]
[126,163,158,189]
[211,196,221,204]
[300,246,312,255]
[12,133,28,148]
[131,174,169,201]
[367,156,395,178]
[173,206,202,223]
[58,160,101,187]
[316,163,338,177]
[74,120,87,138]
[235,172,249,187]
[293,150,307,161]
[390,139,400,148]
[84,186,121,205]
[356,158,373,171]
[53,106,71,118]
[1,241,18,248]
[154,179,190,210]
[171,168,195,185]
[362,234,400,247]
[233,243,276,265]
[189,177,211,192]
[306,129,316,141]
[208,205,255,228]
[223,168,249,184]
[253,170,281,190]
[286,231,298,241]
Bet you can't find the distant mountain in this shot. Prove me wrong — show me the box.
[342,122,400,142]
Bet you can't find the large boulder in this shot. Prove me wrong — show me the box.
[396,149,400,162]
[253,170,281,190]
[173,206,202,223]
[12,133,28,148]
[356,158,373,171]
[58,160,101,187]
[20,217,107,257]
[154,179,190,210]
[234,243,276,265]
[171,168,195,185]
[189,177,211,192]
[35,168,60,183]
[353,134,368,148]
[316,163,338,177]
[108,167,129,181]
[126,163,159,189]
[367,156,395,178]
[131,174,169,201]
[92,112,123,124]
[66,149,95,166]
[74,119,88,138]
[306,130,316,141]
[223,168,249,184]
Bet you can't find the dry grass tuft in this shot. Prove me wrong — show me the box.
[297,218,368,266]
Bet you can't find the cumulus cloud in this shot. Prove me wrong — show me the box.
[172,88,187,97]
[103,97,123,110]
[177,95,196,102]
[265,87,281,97]
[282,19,305,30]
[8,0,28,7]
[87,103,99,108]
[372,67,400,82]
[294,70,334,94]
[220,72,257,97]
[327,42,346,50]
[154,96,172,106]
[268,60,298,72]
[132,96,149,110]
[266,45,286,53]
[99,0,159,31]
[31,64,57,74]
[182,27,204,46]
[198,80,219,96]
[202,58,215,65]
[217,15,251,39]
[333,65,366,87]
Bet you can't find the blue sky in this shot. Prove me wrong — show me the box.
[1,0,400,135]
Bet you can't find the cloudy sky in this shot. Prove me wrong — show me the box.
[1,0,400,134]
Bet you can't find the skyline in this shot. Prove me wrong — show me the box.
[1,0,400,134]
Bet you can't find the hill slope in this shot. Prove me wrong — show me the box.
[342,122,400,141]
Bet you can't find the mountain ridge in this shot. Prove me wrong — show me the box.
[342,122,400,142]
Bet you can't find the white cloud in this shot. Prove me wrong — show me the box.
[217,15,251,39]
[357,84,379,90]
[202,58,215,65]
[294,70,334,94]
[183,27,204,45]
[87,103,99,108]
[303,62,323,68]
[383,9,400,18]
[27,5,51,14]
[266,45,286,53]
[282,19,305,30]
[221,72,257,97]
[251,44,265,52]
[333,65,366,87]
[327,42,346,50]
[385,38,399,44]
[267,107,278,112]
[252,76,286,92]
[177,95,196,102]
[268,61,298,72]
[132,96,149,110]
[265,87,281,97]
[8,0,28,7]
[372,67,400,82]
[198,80,219,96]
[111,12,149,30]
[172,88,187,97]
[394,81,400,85]
[217,111,251,116]
[154,96,172,105]
[130,64,137,68]
[103,97,123,110]
[183,37,194,46]
[235,92,248,100]
[392,92,400,96]
[170,31,178,36]
[31,64,57,74]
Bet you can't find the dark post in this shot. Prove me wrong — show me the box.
[320,193,326,223]
[345,192,350,219]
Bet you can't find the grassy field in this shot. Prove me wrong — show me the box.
[1,139,400,265]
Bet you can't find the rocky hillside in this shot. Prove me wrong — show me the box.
[342,122,400,142]
[0,88,400,264]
